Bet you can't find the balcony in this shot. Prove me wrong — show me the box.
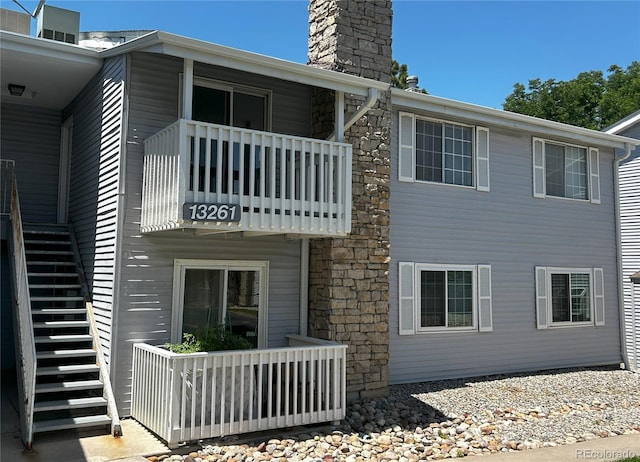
[131,336,347,447]
[142,120,353,236]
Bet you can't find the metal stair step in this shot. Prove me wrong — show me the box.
[31,296,85,302]
[33,320,88,328]
[35,334,93,343]
[33,415,111,433]
[29,272,79,277]
[25,250,74,255]
[36,379,104,394]
[30,284,82,289]
[25,239,71,245]
[27,261,77,266]
[32,308,86,315]
[34,397,107,412]
[36,349,96,359]
[22,226,70,235]
[37,364,99,376]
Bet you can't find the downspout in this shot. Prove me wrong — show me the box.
[615,142,633,371]
[327,87,380,142]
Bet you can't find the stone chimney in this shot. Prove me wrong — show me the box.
[307,0,392,401]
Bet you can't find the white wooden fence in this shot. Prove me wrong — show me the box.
[131,336,347,447]
[142,120,352,236]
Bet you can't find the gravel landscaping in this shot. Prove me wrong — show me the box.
[146,366,640,461]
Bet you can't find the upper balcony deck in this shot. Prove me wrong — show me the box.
[142,120,352,237]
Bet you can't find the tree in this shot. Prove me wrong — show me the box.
[391,60,409,89]
[503,62,640,130]
[391,60,428,94]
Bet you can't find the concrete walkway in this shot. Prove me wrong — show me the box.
[1,371,170,462]
[476,434,640,461]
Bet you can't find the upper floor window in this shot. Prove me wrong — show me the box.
[532,138,600,203]
[399,112,490,191]
[190,77,270,131]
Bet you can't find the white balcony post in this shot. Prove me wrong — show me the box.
[182,59,193,120]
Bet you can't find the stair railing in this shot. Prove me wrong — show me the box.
[67,224,122,437]
[86,301,122,436]
[8,172,37,449]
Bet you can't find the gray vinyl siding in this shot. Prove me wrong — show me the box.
[618,121,640,370]
[193,62,312,137]
[67,55,126,366]
[389,109,622,383]
[110,52,307,415]
[1,242,15,370]
[0,103,60,223]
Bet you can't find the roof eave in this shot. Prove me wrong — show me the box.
[603,109,640,135]
[99,30,388,97]
[392,88,640,150]
[0,29,101,65]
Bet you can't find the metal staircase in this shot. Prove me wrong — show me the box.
[23,223,113,434]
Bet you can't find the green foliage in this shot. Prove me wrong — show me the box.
[391,59,428,94]
[503,61,640,130]
[165,326,252,353]
[391,60,409,89]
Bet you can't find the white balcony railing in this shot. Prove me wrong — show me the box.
[131,336,347,448]
[142,120,352,236]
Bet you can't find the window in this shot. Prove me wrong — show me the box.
[399,112,490,191]
[535,267,605,329]
[172,260,268,348]
[532,138,600,203]
[399,262,492,334]
[188,77,271,131]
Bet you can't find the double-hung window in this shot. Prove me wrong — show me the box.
[399,262,493,334]
[398,112,490,191]
[532,138,600,203]
[172,259,269,348]
[535,267,605,328]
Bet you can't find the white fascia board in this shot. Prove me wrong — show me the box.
[0,30,101,65]
[100,30,388,97]
[392,88,640,150]
[603,109,640,135]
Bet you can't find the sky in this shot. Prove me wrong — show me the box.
[3,0,639,109]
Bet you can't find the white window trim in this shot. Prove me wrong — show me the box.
[171,259,269,347]
[398,262,492,335]
[532,138,600,204]
[415,263,477,333]
[535,266,603,329]
[398,111,490,192]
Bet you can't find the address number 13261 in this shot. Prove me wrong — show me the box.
[183,203,241,222]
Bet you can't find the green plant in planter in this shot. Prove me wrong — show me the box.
[165,325,253,353]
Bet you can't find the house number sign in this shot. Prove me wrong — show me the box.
[183,203,241,222]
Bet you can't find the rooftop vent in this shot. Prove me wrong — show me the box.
[36,4,79,44]
[406,76,419,91]
[0,8,30,34]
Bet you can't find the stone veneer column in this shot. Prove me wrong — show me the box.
[307,0,392,400]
